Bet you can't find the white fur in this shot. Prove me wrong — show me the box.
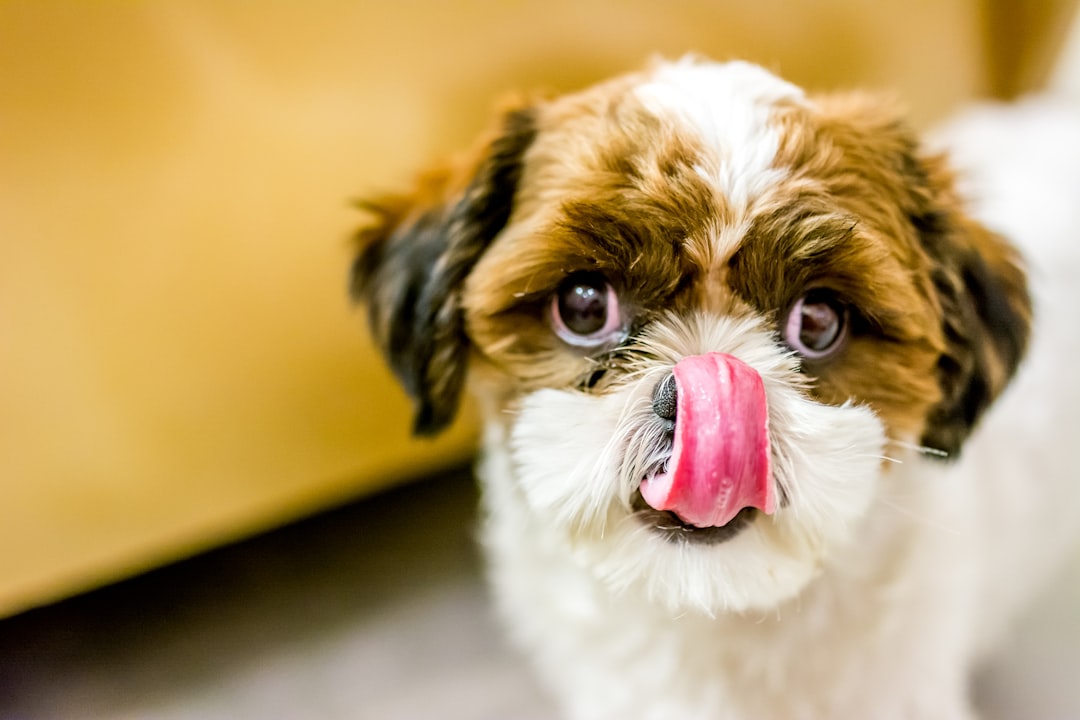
[471,67,1080,719]
[636,58,803,231]
[505,315,884,614]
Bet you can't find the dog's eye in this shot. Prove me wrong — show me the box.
[783,289,848,359]
[550,272,624,347]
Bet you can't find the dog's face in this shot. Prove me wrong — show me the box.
[353,59,1030,614]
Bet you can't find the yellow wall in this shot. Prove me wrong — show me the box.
[0,0,1068,616]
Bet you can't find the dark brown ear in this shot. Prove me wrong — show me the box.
[802,93,1031,458]
[351,104,537,436]
[913,154,1032,458]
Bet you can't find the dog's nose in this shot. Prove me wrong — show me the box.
[652,372,678,421]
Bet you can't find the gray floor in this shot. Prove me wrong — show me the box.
[1,467,1077,720]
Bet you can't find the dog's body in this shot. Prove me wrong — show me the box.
[353,58,1080,719]
[479,300,1079,720]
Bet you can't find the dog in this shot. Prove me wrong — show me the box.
[351,57,1080,719]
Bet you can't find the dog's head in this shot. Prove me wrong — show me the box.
[352,58,1031,613]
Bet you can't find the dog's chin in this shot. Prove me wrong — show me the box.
[507,353,887,615]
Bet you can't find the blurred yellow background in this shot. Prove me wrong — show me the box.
[0,0,1074,617]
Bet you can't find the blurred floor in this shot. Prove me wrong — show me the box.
[0,467,1076,720]
[0,468,552,720]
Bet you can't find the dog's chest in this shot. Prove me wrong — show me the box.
[478,442,978,720]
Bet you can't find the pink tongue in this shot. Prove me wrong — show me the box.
[639,353,774,528]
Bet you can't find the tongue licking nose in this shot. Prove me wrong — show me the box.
[638,352,774,528]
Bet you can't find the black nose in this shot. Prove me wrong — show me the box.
[652,372,677,421]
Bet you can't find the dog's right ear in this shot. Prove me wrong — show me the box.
[351,102,537,436]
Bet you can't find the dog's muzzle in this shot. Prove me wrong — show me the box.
[639,352,775,528]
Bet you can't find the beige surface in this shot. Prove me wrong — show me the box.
[0,0,1063,616]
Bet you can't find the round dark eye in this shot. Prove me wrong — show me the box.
[783,289,849,359]
[550,272,624,346]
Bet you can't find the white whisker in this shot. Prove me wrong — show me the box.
[886,438,950,459]
[860,453,904,464]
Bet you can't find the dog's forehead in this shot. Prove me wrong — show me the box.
[632,60,806,209]
[519,60,809,265]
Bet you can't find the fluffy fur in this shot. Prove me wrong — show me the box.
[352,57,1080,719]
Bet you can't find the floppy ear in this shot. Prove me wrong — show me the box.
[912,154,1033,457]
[809,94,1031,458]
[351,103,537,436]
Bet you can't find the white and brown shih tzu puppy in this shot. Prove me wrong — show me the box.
[352,57,1080,719]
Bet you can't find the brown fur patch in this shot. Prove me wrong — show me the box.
[722,96,947,440]
[463,86,719,392]
[739,94,1031,451]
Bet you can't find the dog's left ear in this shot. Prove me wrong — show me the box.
[351,102,537,436]
[911,153,1033,458]
[813,95,1032,458]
